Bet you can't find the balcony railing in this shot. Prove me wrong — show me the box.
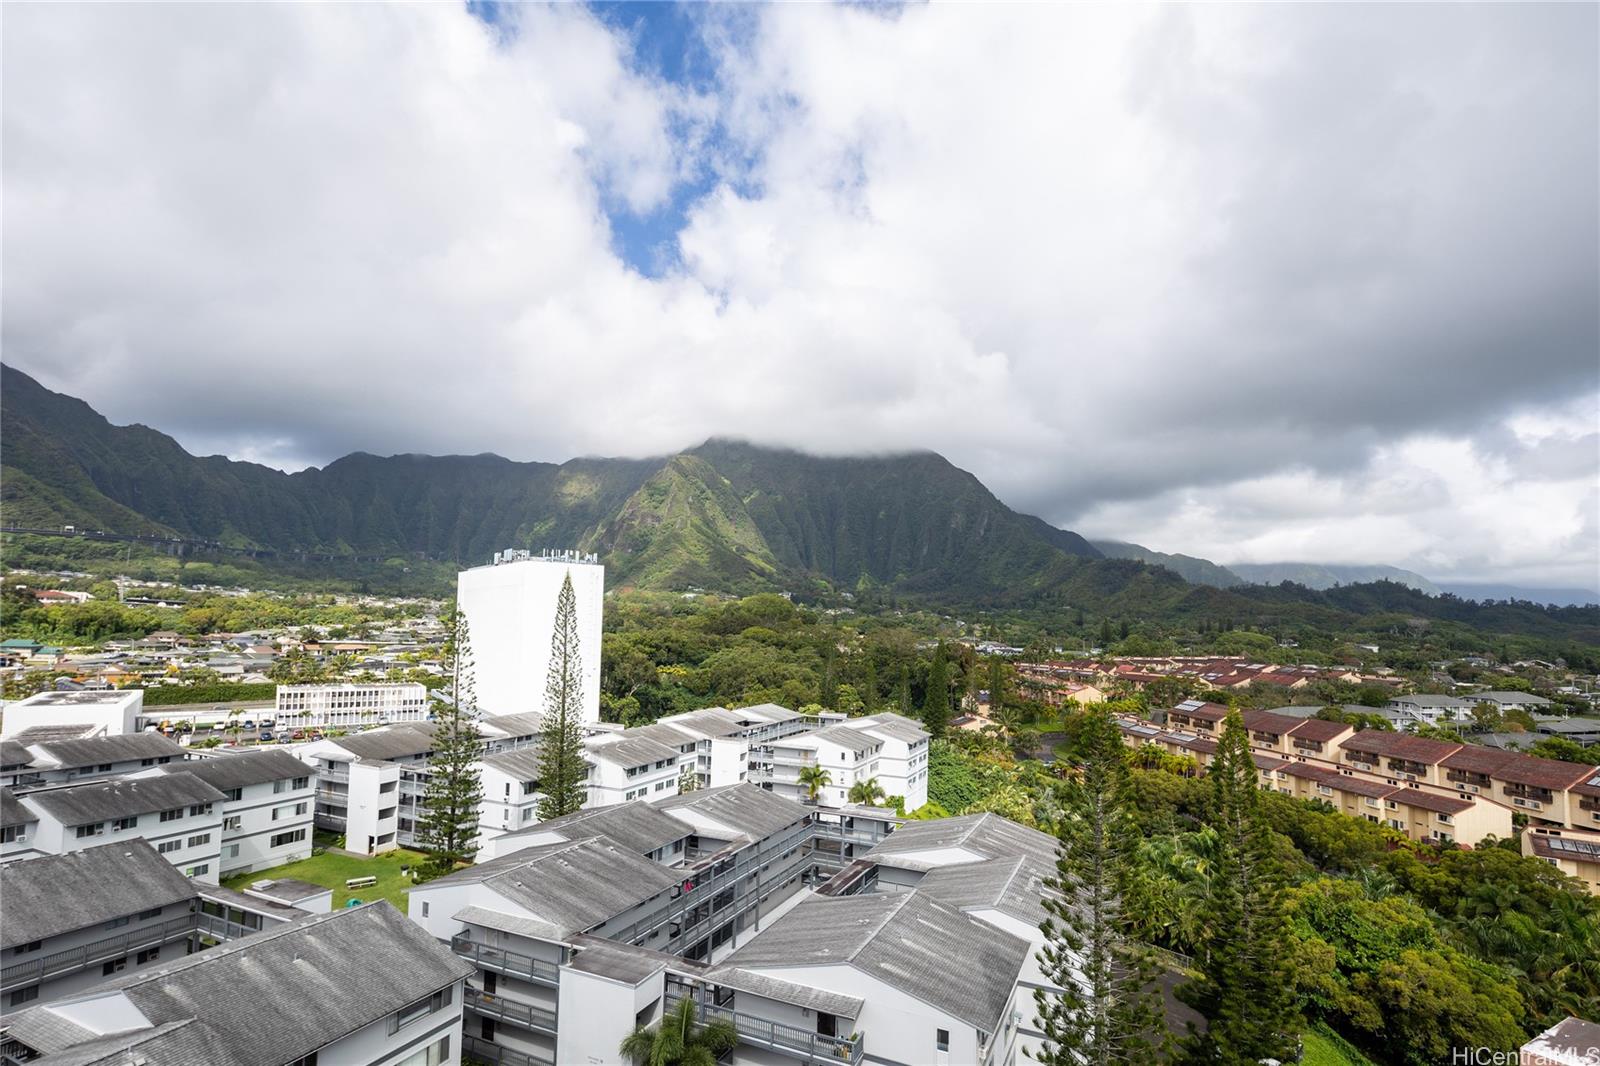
[451,935,561,986]
[461,1035,554,1066]
[464,987,558,1035]
[1579,797,1600,813]
[667,992,864,1065]
[1503,785,1555,802]
[0,915,197,992]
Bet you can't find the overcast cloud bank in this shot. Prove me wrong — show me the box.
[3,3,1596,586]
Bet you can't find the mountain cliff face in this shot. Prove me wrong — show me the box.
[0,364,1099,596]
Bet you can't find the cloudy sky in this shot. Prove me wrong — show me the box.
[4,3,1597,588]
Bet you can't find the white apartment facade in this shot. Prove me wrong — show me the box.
[2,773,227,883]
[274,681,431,730]
[456,551,604,722]
[141,750,316,876]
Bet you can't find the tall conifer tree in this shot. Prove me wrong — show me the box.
[1182,710,1297,1064]
[922,642,950,737]
[417,609,483,871]
[861,657,879,716]
[537,572,589,819]
[1036,707,1165,1065]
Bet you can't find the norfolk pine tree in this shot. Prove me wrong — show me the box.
[1035,706,1166,1066]
[1181,709,1297,1065]
[417,609,484,872]
[922,642,951,737]
[538,572,590,819]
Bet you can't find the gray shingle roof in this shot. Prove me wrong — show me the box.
[703,965,866,1019]
[1,839,198,948]
[496,801,690,856]
[915,853,1057,928]
[564,937,670,984]
[430,837,680,937]
[864,811,1060,871]
[585,734,681,768]
[452,905,564,943]
[27,733,185,770]
[479,746,545,781]
[808,723,881,752]
[652,782,811,841]
[854,712,930,744]
[2,740,33,768]
[2,787,38,827]
[154,749,308,791]
[479,713,543,737]
[20,773,225,826]
[10,724,102,742]
[330,725,437,760]
[722,891,1029,1030]
[21,1018,232,1066]
[27,903,471,1066]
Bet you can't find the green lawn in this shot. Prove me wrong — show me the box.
[223,847,429,912]
[1301,1026,1382,1066]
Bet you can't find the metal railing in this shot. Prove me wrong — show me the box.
[452,935,561,986]
[0,915,196,992]
[461,1034,553,1066]
[666,991,864,1065]
[464,987,557,1034]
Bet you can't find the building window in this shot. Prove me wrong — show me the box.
[293,776,309,789]
[397,1036,450,1066]
[185,864,209,877]
[189,804,212,817]
[160,808,184,822]
[138,907,164,919]
[222,788,243,802]
[158,839,183,855]
[187,834,211,848]
[224,844,241,859]
[271,829,307,849]
[223,816,242,832]
[0,826,23,844]
[104,916,131,930]
[102,957,127,976]
[11,941,41,956]
[75,823,105,839]
[8,986,38,1007]
[136,947,161,965]
[388,986,453,1034]
[112,816,138,832]
[936,1029,950,1052]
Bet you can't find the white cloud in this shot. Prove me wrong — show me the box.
[2,2,1595,586]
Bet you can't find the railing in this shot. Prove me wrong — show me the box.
[1503,785,1555,802]
[666,991,863,1065]
[1579,797,1600,813]
[461,1035,553,1066]
[598,819,816,947]
[0,915,197,992]
[451,935,561,986]
[464,987,557,1034]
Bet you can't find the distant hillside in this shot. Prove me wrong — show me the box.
[1090,540,1245,588]
[0,364,1101,599]
[1227,562,1441,596]
[1441,583,1600,608]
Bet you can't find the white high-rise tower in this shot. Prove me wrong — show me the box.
[456,549,605,722]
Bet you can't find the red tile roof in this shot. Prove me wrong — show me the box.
[1339,731,1462,765]
[1389,788,1474,815]
[1287,719,1353,743]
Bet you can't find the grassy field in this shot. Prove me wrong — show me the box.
[1301,1026,1382,1066]
[223,847,430,912]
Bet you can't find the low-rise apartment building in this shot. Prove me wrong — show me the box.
[274,681,431,730]
[0,689,143,740]
[0,733,184,789]
[0,840,311,1011]
[142,750,315,876]
[0,901,473,1066]
[408,784,1041,1066]
[1,774,226,882]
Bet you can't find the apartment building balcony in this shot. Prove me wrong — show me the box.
[1292,739,1324,754]
[0,915,198,993]
[451,934,561,987]
[1502,784,1555,808]
[461,1034,554,1066]
[1384,759,1429,778]
[464,987,558,1036]
[1579,797,1600,813]
[667,991,864,1065]
[1446,770,1492,792]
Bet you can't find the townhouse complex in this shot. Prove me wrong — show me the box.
[409,783,1070,1066]
[1117,700,1600,891]
[274,682,431,730]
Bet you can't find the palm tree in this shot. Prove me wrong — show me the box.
[620,995,737,1066]
[848,777,886,807]
[797,764,832,804]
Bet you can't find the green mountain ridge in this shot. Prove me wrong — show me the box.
[5,364,1597,652]
[1090,540,1247,588]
